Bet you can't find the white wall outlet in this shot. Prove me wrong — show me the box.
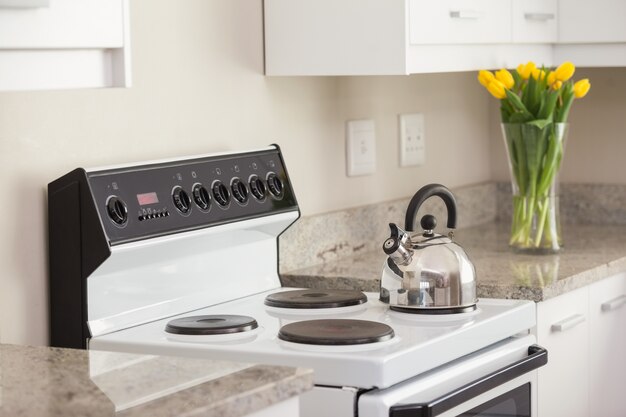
[346,119,376,176]
[399,113,425,167]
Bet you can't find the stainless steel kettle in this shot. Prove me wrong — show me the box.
[380,184,477,314]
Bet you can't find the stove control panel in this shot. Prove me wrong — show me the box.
[86,147,298,245]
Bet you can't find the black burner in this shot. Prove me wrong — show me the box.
[390,305,477,315]
[278,319,394,345]
[264,289,368,309]
[165,315,258,335]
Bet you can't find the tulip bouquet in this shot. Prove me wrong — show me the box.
[478,62,590,252]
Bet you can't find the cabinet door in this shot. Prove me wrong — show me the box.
[0,0,124,48]
[409,0,511,44]
[536,286,589,417]
[589,274,626,417]
[0,0,129,90]
[264,0,407,76]
[558,0,626,42]
[512,0,557,43]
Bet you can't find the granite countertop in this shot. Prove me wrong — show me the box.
[0,344,312,417]
[281,222,626,302]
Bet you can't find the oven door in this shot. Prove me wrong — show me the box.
[358,335,547,417]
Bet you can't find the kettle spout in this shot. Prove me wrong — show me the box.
[383,223,413,266]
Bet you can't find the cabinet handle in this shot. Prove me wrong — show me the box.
[450,10,481,20]
[0,0,48,7]
[601,295,626,312]
[551,314,586,332]
[524,13,556,21]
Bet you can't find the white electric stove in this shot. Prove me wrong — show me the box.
[48,146,546,417]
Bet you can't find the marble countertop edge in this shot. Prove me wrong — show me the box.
[123,365,314,417]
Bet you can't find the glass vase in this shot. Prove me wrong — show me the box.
[501,122,568,253]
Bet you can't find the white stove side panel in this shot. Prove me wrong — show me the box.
[300,386,358,417]
[87,211,297,337]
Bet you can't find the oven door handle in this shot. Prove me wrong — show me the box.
[389,344,548,417]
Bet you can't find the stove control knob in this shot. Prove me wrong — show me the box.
[172,186,191,214]
[106,196,128,226]
[249,175,266,201]
[192,183,211,211]
[231,178,249,204]
[212,181,230,207]
[267,173,284,198]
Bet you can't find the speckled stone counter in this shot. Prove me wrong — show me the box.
[281,222,626,302]
[0,344,312,417]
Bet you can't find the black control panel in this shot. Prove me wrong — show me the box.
[86,147,298,245]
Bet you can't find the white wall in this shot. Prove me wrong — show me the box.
[0,0,622,346]
[0,0,491,346]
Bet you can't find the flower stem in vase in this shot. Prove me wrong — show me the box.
[502,122,568,253]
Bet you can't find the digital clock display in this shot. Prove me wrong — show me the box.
[137,192,159,206]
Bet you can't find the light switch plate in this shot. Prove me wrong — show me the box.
[399,113,425,167]
[346,119,376,176]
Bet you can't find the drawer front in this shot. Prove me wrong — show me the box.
[536,286,589,417]
[512,0,557,43]
[0,0,125,48]
[409,0,512,45]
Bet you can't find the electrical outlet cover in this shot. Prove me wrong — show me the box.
[399,113,425,167]
[346,119,376,176]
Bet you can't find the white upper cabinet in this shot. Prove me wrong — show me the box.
[554,0,626,68]
[265,0,625,75]
[265,0,552,75]
[0,0,130,91]
[265,0,555,75]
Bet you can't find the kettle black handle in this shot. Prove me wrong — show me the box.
[404,184,457,231]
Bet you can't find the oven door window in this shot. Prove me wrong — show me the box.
[457,383,530,417]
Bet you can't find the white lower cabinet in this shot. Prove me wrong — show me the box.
[536,273,626,417]
[588,274,626,417]
[536,285,589,417]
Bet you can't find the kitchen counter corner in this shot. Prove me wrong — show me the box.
[0,344,313,417]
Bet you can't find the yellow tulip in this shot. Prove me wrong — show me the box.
[551,80,563,90]
[495,69,515,89]
[478,70,495,88]
[554,61,576,82]
[516,61,536,80]
[487,79,507,99]
[547,72,556,86]
[531,68,547,81]
[573,79,591,98]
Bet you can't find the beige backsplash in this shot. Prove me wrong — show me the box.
[279,182,626,274]
[496,182,626,225]
[279,182,497,273]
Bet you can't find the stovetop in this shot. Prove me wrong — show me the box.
[91,289,535,389]
[49,146,536,392]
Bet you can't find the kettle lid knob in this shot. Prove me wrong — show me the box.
[420,215,437,235]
